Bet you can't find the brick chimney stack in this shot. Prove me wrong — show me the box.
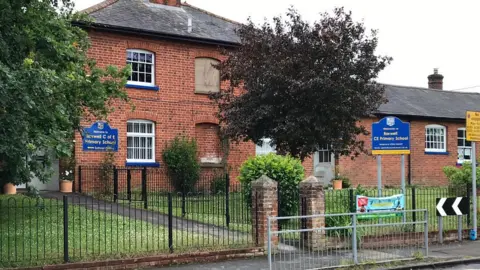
[427,68,444,90]
[149,0,181,6]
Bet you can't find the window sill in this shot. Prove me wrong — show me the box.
[200,163,224,168]
[126,84,160,91]
[424,151,449,155]
[194,90,218,95]
[125,162,160,167]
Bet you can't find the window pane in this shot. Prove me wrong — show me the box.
[139,73,145,82]
[132,72,138,81]
[127,51,132,61]
[132,63,138,72]
[146,54,153,63]
[127,123,133,133]
[146,64,152,73]
[458,130,464,138]
[147,124,153,134]
[458,139,464,147]
[466,140,472,147]
[134,123,139,133]
[127,136,133,148]
[140,123,146,133]
[139,63,145,72]
[133,52,139,61]
[140,53,146,62]
[146,74,152,83]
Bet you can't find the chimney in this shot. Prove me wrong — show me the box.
[149,0,181,6]
[427,68,444,90]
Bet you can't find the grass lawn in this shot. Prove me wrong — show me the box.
[116,192,253,234]
[0,195,249,268]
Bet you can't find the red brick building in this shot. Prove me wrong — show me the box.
[72,0,480,191]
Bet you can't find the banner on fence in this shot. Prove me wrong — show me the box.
[356,194,405,220]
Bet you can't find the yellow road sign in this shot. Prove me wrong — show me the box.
[466,111,480,141]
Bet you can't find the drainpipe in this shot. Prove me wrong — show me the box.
[406,119,412,185]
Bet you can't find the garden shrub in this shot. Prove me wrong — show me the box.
[210,174,227,194]
[239,153,304,223]
[163,136,200,193]
[443,162,480,187]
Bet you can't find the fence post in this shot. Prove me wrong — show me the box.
[299,176,325,250]
[127,169,132,202]
[352,213,358,265]
[251,175,278,248]
[438,216,443,244]
[412,187,417,231]
[277,185,281,231]
[349,189,355,212]
[225,173,230,227]
[78,166,82,194]
[181,186,186,217]
[142,167,148,209]
[168,193,174,253]
[113,167,118,203]
[63,196,69,263]
[424,210,429,257]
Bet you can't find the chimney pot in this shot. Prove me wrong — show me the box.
[149,0,181,6]
[428,68,444,90]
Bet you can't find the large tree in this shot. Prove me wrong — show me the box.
[212,8,392,160]
[0,0,130,186]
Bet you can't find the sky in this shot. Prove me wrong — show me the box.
[74,0,480,91]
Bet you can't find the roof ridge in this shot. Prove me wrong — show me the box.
[182,2,242,25]
[80,0,120,14]
[380,83,480,95]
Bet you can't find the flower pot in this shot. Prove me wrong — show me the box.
[60,180,73,193]
[333,180,343,190]
[3,183,17,195]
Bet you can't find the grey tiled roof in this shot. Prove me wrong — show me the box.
[83,0,240,44]
[378,84,480,120]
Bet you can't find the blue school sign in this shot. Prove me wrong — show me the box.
[372,116,410,155]
[82,122,118,152]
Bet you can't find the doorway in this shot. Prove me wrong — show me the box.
[313,145,334,185]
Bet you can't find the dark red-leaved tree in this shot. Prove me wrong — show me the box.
[211,7,392,160]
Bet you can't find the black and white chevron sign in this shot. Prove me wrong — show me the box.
[436,197,470,216]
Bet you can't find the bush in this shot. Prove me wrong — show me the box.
[163,136,200,193]
[239,153,304,221]
[210,174,227,194]
[443,162,480,187]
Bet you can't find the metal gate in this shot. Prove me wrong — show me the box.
[267,210,429,270]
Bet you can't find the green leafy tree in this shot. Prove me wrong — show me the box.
[0,0,130,186]
[211,8,392,160]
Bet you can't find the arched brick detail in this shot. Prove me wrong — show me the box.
[127,111,159,122]
[194,114,219,125]
[127,40,162,52]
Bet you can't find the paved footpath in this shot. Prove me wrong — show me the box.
[154,241,480,269]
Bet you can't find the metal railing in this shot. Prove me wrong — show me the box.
[267,209,429,270]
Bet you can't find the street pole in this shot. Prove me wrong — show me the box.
[472,142,477,240]
[401,154,406,223]
[377,155,382,197]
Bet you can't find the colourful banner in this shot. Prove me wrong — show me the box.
[356,194,405,220]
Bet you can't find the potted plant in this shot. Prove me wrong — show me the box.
[3,182,17,195]
[59,169,74,193]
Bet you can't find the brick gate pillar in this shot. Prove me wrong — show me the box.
[251,175,278,248]
[300,175,325,249]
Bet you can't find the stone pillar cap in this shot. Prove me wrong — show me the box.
[251,175,277,188]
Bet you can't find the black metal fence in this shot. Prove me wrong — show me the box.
[0,192,254,268]
[324,185,475,233]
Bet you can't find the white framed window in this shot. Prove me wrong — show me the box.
[256,138,276,156]
[126,49,155,86]
[425,124,446,152]
[127,120,155,163]
[457,128,472,163]
[195,58,220,93]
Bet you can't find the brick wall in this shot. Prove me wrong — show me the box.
[75,30,254,187]
[339,117,477,187]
